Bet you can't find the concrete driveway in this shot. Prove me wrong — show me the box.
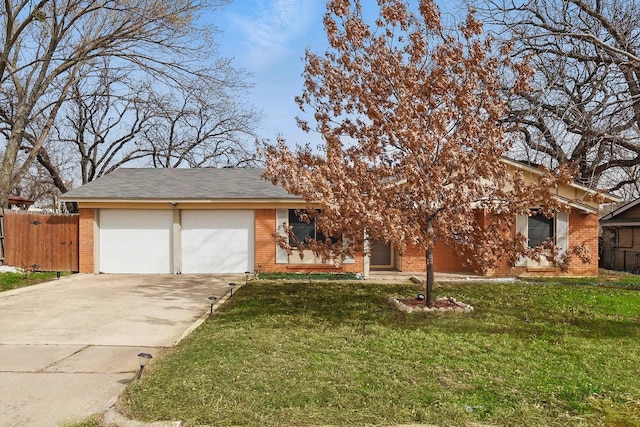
[0,273,241,427]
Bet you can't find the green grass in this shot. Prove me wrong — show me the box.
[257,271,359,280]
[63,415,107,427]
[0,271,66,292]
[524,272,640,288]
[121,280,640,426]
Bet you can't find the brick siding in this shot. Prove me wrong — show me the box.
[567,212,599,276]
[398,243,475,274]
[397,210,599,277]
[78,208,95,273]
[254,209,364,274]
[254,209,277,270]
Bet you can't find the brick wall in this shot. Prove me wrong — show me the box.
[496,211,599,277]
[397,209,485,274]
[399,242,475,273]
[398,210,599,277]
[567,212,599,276]
[254,209,364,274]
[78,208,95,273]
[255,209,277,270]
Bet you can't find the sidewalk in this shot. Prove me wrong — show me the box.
[367,271,516,282]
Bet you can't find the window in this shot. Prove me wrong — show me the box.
[515,210,568,267]
[618,228,634,248]
[288,209,327,246]
[275,209,354,265]
[528,210,554,248]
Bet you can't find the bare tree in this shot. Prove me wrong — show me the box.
[0,0,231,207]
[263,0,586,306]
[34,54,260,198]
[143,70,260,169]
[11,160,58,208]
[473,0,640,199]
[35,60,154,191]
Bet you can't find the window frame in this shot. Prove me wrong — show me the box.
[287,209,329,247]
[515,209,569,267]
[527,209,555,248]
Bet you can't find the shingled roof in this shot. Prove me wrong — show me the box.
[61,168,300,201]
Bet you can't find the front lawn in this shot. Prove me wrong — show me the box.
[0,271,64,292]
[523,270,640,288]
[121,280,640,426]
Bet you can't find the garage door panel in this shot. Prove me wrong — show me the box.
[99,210,172,274]
[181,210,254,273]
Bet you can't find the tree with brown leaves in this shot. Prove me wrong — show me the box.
[263,0,585,306]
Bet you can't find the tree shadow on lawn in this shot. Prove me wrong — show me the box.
[428,314,640,341]
[429,281,640,340]
[218,280,415,326]
[219,281,640,341]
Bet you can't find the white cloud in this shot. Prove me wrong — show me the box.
[228,0,319,70]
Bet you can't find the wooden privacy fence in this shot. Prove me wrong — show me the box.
[2,210,79,272]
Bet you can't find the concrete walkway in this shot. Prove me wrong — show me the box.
[368,271,516,282]
[0,274,241,427]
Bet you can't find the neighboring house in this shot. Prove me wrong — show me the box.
[600,198,640,273]
[8,195,34,210]
[61,163,615,277]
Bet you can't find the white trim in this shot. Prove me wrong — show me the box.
[556,211,569,254]
[553,196,599,214]
[172,210,182,274]
[275,209,289,264]
[515,214,528,266]
[93,209,100,274]
[363,233,370,279]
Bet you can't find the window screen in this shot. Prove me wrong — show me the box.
[288,209,333,247]
[289,210,317,245]
[528,211,554,248]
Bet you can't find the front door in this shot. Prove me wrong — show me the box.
[370,240,393,269]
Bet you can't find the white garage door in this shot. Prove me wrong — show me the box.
[99,209,172,273]
[181,210,254,273]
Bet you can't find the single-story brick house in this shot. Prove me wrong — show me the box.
[61,161,616,277]
[600,198,640,273]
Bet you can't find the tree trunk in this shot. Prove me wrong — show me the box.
[425,248,435,307]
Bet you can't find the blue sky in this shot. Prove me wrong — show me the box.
[211,0,466,149]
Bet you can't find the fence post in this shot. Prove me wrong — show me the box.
[623,250,627,271]
[610,251,614,270]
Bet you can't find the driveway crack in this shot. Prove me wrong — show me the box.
[39,344,91,372]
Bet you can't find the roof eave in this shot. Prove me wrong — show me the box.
[553,196,599,214]
[500,158,621,203]
[600,221,640,227]
[62,197,306,204]
[600,198,640,221]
